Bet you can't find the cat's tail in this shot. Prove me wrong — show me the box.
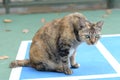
[9,59,30,68]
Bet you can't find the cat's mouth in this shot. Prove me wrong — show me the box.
[86,41,96,45]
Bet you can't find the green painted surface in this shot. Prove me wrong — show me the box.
[0,9,120,80]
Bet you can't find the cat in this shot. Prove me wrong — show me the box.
[9,12,103,75]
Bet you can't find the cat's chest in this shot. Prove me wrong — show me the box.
[69,48,75,57]
[69,41,80,56]
[71,40,80,49]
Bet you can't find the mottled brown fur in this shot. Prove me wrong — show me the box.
[9,12,103,74]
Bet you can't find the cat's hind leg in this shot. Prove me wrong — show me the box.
[33,61,64,73]
[32,62,48,71]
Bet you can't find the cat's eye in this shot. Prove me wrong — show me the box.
[95,35,100,38]
[85,35,90,38]
[80,26,83,28]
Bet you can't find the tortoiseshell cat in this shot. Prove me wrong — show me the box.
[10,12,103,74]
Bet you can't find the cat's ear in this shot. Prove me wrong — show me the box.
[96,21,104,28]
[84,20,92,29]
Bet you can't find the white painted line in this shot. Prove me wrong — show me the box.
[9,41,30,80]
[23,74,120,80]
[96,41,120,74]
[101,34,120,37]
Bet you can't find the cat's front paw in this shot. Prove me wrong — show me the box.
[64,67,73,75]
[56,66,64,73]
[71,63,80,68]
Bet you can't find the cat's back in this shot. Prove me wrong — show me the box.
[32,12,86,43]
[32,18,62,43]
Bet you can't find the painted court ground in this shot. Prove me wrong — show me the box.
[9,34,120,80]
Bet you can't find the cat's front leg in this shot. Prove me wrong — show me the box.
[58,42,72,74]
[61,56,72,74]
[70,50,80,68]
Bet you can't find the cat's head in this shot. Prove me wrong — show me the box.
[68,12,103,45]
[79,20,104,45]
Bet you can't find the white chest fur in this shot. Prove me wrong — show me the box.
[69,48,75,57]
[69,39,80,57]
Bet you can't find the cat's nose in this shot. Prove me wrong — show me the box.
[90,41,95,45]
[90,39,96,44]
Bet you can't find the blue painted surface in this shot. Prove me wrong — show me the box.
[100,36,120,63]
[19,36,118,80]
